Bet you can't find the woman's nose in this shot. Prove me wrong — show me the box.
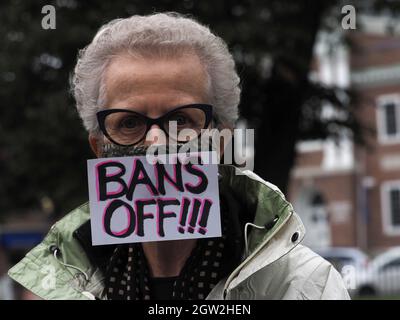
[144,124,167,146]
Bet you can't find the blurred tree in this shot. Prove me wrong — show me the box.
[0,0,395,219]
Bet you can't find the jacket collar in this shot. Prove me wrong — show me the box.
[222,211,305,296]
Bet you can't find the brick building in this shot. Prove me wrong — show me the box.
[288,16,400,254]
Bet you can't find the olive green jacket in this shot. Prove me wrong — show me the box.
[8,165,350,300]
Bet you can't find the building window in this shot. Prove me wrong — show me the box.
[377,94,400,143]
[385,103,397,135]
[381,181,400,236]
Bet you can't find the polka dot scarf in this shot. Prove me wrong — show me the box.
[104,191,244,300]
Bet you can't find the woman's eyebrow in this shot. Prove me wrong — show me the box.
[111,104,184,118]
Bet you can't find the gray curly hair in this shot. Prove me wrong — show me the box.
[70,12,241,134]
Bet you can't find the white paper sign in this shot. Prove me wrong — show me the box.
[87,151,221,245]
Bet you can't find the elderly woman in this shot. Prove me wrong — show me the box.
[8,13,349,300]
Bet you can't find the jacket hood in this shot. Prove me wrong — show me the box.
[8,164,305,300]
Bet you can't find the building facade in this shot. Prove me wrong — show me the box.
[288,18,400,254]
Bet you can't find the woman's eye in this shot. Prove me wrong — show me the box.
[176,115,187,125]
[170,114,189,126]
[120,116,140,129]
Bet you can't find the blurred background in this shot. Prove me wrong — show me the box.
[1,0,400,299]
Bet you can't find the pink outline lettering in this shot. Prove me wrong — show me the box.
[155,156,182,193]
[156,197,179,237]
[102,200,133,237]
[177,196,191,233]
[184,164,207,192]
[128,158,157,197]
[95,160,125,202]
[197,198,213,235]
[134,198,156,236]
[187,197,202,233]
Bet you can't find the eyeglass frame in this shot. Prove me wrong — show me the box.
[96,103,214,147]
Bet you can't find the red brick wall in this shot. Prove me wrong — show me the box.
[355,85,400,250]
[289,170,358,247]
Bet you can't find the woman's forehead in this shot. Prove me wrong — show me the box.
[103,52,209,113]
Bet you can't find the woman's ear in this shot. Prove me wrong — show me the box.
[89,134,102,158]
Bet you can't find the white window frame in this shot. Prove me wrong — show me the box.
[381,180,400,236]
[376,94,400,144]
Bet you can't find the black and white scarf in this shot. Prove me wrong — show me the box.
[104,191,244,300]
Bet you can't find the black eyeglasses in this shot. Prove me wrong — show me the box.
[96,104,213,147]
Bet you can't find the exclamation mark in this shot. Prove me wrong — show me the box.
[198,199,212,235]
[178,197,191,234]
[188,199,202,233]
